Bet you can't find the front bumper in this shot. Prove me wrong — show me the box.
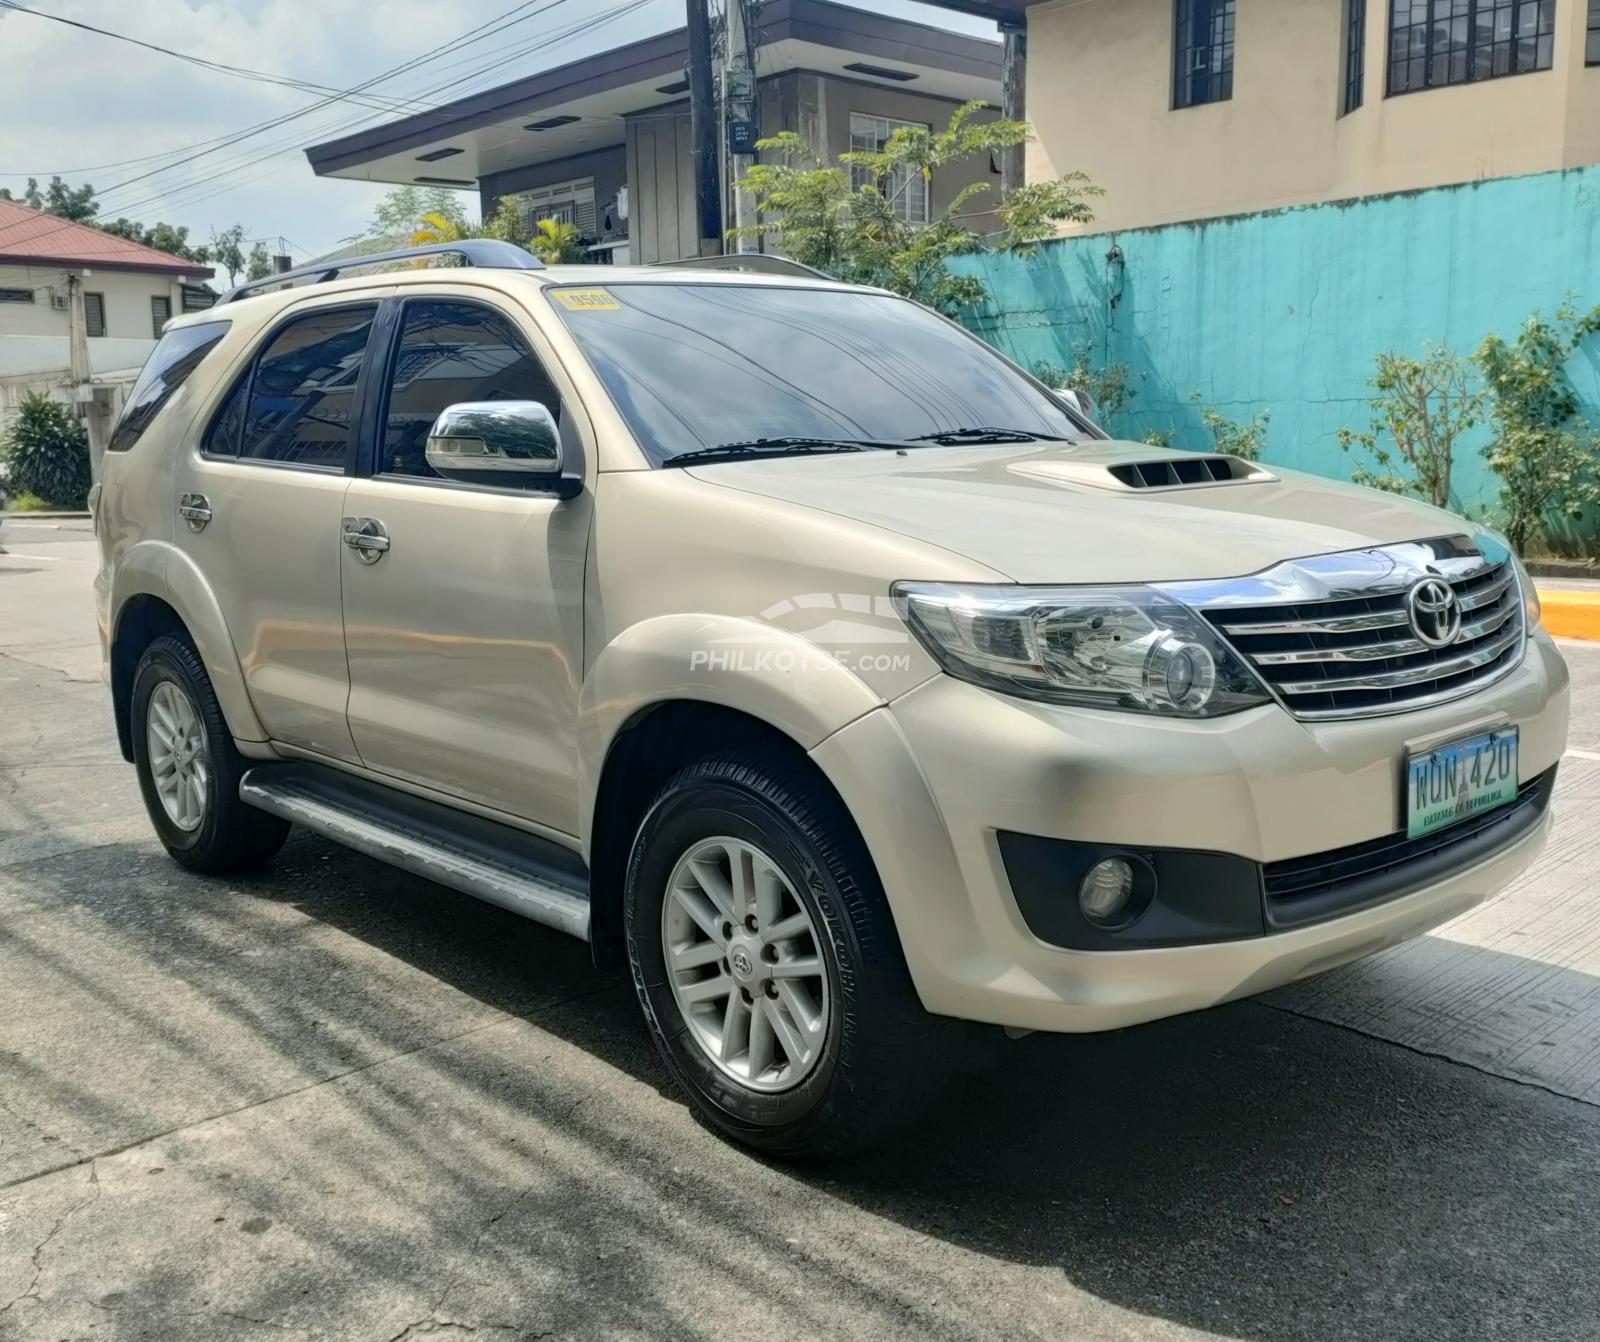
[809,632,1569,1034]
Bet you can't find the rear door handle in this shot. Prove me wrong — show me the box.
[341,516,390,564]
[178,493,212,531]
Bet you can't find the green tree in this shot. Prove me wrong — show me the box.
[529,216,583,263]
[731,101,1100,313]
[1,392,92,509]
[208,224,250,285]
[1474,298,1600,552]
[1338,344,1485,509]
[1034,343,1137,429]
[0,175,98,222]
[246,241,273,280]
[99,217,210,263]
[1192,395,1270,461]
[370,184,468,240]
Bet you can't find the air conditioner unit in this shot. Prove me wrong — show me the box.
[50,293,68,311]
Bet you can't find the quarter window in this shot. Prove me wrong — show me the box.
[1173,0,1236,108]
[848,114,931,224]
[1388,0,1556,95]
[239,305,376,469]
[84,291,106,338]
[378,299,562,484]
[107,319,231,454]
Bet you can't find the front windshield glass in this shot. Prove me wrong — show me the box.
[548,283,1084,463]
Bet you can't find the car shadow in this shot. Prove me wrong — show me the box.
[246,833,1599,1341]
[6,826,1596,1340]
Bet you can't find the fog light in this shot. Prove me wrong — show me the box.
[1079,858,1135,925]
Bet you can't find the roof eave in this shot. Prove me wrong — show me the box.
[0,253,214,279]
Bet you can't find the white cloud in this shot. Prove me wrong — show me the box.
[0,0,995,261]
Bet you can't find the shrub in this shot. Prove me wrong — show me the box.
[1034,342,1137,430]
[1,392,92,509]
[1191,395,1270,461]
[1475,299,1600,553]
[1338,344,1484,509]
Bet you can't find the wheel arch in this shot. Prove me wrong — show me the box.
[110,547,266,760]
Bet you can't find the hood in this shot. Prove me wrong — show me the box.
[684,441,1473,584]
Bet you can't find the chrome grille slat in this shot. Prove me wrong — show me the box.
[1181,541,1527,721]
[1272,624,1521,694]
[1249,603,1517,666]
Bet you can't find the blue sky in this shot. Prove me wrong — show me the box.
[0,0,997,262]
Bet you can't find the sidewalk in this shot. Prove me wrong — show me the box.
[1537,581,1600,641]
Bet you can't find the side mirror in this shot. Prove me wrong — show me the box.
[425,401,564,485]
[1054,387,1099,424]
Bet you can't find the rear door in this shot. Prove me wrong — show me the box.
[338,287,592,833]
[174,293,389,760]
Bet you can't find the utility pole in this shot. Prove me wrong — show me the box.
[722,0,758,254]
[686,0,722,255]
[1000,20,1029,201]
[65,271,114,484]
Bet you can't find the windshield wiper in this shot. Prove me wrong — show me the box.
[665,437,888,467]
[905,427,1054,445]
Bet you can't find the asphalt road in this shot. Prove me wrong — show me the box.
[3,520,1599,1342]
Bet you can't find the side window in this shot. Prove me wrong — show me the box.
[240,305,376,469]
[108,319,231,453]
[378,299,562,482]
[203,372,249,458]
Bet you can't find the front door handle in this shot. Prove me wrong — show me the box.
[341,516,390,564]
[178,493,212,531]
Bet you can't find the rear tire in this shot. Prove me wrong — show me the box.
[624,749,944,1160]
[130,635,289,873]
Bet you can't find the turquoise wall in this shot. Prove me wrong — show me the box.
[951,166,1600,531]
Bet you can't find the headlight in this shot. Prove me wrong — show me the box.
[893,582,1272,716]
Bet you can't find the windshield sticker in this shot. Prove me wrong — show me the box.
[553,288,620,312]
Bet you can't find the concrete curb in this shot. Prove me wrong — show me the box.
[1527,558,1599,580]
[1537,587,1600,641]
[3,510,90,520]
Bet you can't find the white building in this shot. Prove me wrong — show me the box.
[0,198,213,421]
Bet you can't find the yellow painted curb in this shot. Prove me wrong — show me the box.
[1537,587,1600,641]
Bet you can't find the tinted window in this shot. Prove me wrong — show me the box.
[203,372,249,458]
[379,299,562,481]
[550,284,1082,463]
[108,319,231,453]
[241,306,376,469]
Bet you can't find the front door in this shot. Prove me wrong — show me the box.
[175,297,386,761]
[339,292,591,835]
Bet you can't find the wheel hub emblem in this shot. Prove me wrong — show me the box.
[1406,577,1461,648]
[729,948,755,980]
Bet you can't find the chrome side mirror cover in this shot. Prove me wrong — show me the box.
[425,401,562,479]
[1054,387,1099,424]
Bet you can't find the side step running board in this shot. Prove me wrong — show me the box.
[239,763,591,942]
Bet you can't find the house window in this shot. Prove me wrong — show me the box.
[506,176,597,239]
[0,287,34,303]
[84,292,106,338]
[151,295,171,338]
[1588,0,1600,61]
[1345,0,1368,111]
[848,113,930,224]
[1173,0,1236,108]
[1388,0,1556,95]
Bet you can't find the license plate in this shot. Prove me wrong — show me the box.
[1406,727,1519,839]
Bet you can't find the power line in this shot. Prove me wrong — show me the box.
[0,0,557,199]
[0,0,437,115]
[0,0,648,253]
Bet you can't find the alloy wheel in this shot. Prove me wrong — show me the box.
[661,836,830,1092]
[146,679,209,832]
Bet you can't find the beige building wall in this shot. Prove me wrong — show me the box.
[1025,0,1600,235]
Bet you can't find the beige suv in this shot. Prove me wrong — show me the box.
[94,242,1569,1158]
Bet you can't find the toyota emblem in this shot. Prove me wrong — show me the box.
[1405,577,1461,648]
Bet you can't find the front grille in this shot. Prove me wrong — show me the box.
[1204,557,1523,719]
[1261,768,1555,928]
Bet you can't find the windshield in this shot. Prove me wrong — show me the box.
[548,283,1085,463]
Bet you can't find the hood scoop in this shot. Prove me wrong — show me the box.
[1007,452,1276,493]
[1107,454,1273,490]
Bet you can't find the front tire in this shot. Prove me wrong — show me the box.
[130,635,289,873]
[625,750,941,1159]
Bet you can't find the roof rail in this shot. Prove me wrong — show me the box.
[218,240,545,305]
[650,253,837,282]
